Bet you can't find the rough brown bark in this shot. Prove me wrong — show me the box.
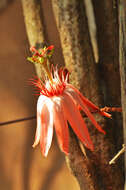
[118,0,126,189]
[93,0,120,106]
[52,0,124,189]
[93,0,124,182]
[22,0,44,46]
[51,0,100,100]
[92,0,123,149]
[66,129,97,190]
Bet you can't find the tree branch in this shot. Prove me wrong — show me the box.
[21,0,45,77]
[109,144,125,165]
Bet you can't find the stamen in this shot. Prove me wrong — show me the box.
[28,46,54,84]
[42,60,53,83]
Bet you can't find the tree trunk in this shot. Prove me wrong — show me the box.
[52,0,124,189]
[119,0,126,189]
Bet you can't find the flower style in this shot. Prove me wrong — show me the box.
[28,46,111,157]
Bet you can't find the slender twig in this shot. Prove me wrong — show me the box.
[0,116,36,126]
[109,144,125,165]
[84,0,99,63]
[100,106,122,113]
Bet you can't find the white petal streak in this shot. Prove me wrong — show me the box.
[33,95,54,157]
[37,95,49,114]
[33,95,48,148]
[32,112,42,148]
[40,99,54,157]
[62,92,94,151]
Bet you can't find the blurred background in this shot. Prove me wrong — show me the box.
[0,0,79,190]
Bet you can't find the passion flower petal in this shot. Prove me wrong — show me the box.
[40,102,54,157]
[53,97,69,154]
[62,92,94,151]
[66,84,111,118]
[65,88,106,134]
